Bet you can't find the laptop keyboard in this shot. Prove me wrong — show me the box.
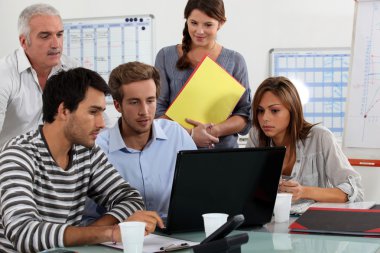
[290,201,314,215]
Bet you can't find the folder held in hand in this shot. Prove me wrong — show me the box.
[165,56,246,129]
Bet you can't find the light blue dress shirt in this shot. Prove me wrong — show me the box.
[86,118,196,219]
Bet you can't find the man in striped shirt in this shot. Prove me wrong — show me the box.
[0,67,164,253]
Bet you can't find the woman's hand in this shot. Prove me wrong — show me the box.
[279,179,304,201]
[186,118,219,148]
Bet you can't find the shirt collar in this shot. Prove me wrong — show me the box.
[151,120,168,141]
[108,121,128,153]
[16,47,32,74]
[16,47,65,75]
[108,119,168,153]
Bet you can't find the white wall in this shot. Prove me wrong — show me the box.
[0,0,355,88]
[0,0,379,203]
[356,166,380,203]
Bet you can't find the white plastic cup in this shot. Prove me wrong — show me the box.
[119,221,146,253]
[202,213,228,237]
[273,193,292,223]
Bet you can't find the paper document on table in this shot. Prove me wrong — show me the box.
[165,56,246,129]
[291,201,375,215]
[101,234,199,252]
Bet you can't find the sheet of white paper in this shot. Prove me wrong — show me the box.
[311,201,375,209]
[101,234,199,253]
[291,201,376,215]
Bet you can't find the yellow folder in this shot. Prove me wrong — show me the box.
[165,56,246,129]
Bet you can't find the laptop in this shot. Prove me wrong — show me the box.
[162,147,285,234]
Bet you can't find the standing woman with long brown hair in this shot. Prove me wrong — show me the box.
[155,0,251,148]
[247,76,363,203]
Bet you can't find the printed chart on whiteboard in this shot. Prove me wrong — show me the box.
[63,15,154,82]
[345,1,380,148]
[270,48,350,139]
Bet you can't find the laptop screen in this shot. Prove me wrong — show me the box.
[164,147,285,233]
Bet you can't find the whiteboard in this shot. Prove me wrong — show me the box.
[63,15,154,82]
[343,0,380,159]
[270,48,350,140]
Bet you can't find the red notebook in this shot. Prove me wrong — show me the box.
[289,207,380,236]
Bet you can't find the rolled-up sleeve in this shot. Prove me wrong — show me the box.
[321,129,364,202]
[336,176,363,202]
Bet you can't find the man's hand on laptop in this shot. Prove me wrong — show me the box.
[127,210,165,234]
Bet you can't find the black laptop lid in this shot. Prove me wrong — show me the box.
[165,147,285,233]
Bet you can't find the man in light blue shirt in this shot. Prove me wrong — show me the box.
[84,62,196,221]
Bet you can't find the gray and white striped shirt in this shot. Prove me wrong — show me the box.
[0,127,144,253]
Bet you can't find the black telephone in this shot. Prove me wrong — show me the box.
[159,214,246,252]
[193,214,248,253]
[200,214,245,244]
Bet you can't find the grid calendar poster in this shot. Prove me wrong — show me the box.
[63,15,154,82]
[270,48,350,139]
[344,0,380,149]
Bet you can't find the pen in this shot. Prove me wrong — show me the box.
[160,243,189,251]
[160,244,173,251]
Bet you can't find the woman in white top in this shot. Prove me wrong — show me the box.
[246,76,363,203]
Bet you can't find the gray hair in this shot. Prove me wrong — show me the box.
[18,3,61,44]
